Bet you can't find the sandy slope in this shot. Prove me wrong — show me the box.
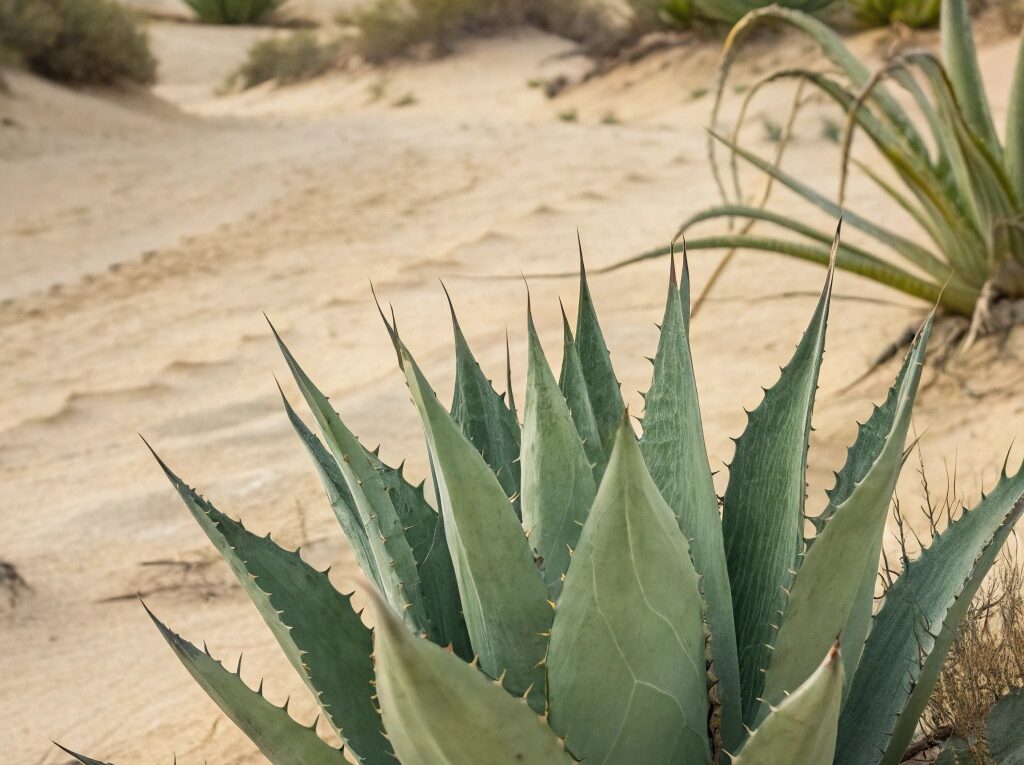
[1,15,1022,764]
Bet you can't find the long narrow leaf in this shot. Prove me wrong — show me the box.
[521,301,596,599]
[760,315,931,713]
[640,255,744,751]
[940,0,1000,153]
[1007,38,1024,201]
[723,248,833,725]
[558,304,606,485]
[146,607,348,765]
[401,345,551,710]
[836,463,1024,765]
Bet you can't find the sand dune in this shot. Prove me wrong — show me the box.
[1,14,1022,764]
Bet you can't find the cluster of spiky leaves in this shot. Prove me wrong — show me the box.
[691,0,838,25]
[61,232,1024,765]
[182,0,281,24]
[615,0,1024,319]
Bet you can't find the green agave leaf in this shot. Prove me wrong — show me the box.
[722,249,834,725]
[270,323,428,633]
[401,345,551,710]
[1007,38,1024,200]
[146,450,391,764]
[371,453,472,660]
[639,254,743,752]
[558,303,606,485]
[549,416,712,765]
[521,301,597,599]
[836,463,1024,765]
[987,688,1024,763]
[575,248,625,461]
[940,0,1000,154]
[145,607,348,765]
[52,746,117,765]
[371,592,574,765]
[934,738,974,765]
[277,383,381,592]
[730,644,843,765]
[445,288,522,516]
[761,314,932,712]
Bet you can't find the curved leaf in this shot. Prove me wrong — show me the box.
[401,346,551,710]
[52,746,116,765]
[146,607,348,765]
[730,644,843,765]
[1007,37,1024,200]
[761,314,932,711]
[521,303,597,599]
[147,451,391,764]
[371,593,574,765]
[940,0,1000,153]
[836,463,1024,765]
[639,255,743,751]
[722,252,834,725]
[549,416,712,765]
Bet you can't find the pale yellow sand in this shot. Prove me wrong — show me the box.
[1,13,1021,763]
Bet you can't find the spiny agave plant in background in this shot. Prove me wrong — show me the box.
[616,0,1024,331]
[182,0,281,24]
[851,0,940,28]
[59,230,1024,765]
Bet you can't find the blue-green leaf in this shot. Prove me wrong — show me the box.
[521,302,597,599]
[146,607,348,765]
[371,592,574,765]
[640,254,743,751]
[549,416,712,765]
[558,303,606,485]
[987,688,1024,764]
[147,450,391,764]
[401,345,551,710]
[761,315,932,711]
[836,463,1024,765]
[722,252,834,725]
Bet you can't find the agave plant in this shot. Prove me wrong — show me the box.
[851,0,940,28]
[59,232,1024,765]
[182,0,281,24]
[692,0,837,24]
[615,0,1024,325]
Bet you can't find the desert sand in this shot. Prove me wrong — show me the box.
[1,10,1022,763]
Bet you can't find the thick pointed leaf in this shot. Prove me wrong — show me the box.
[446,290,522,515]
[146,608,348,765]
[53,746,116,765]
[521,304,597,599]
[558,304,606,485]
[278,384,380,591]
[401,346,551,710]
[731,645,843,765]
[722,257,834,724]
[371,593,574,765]
[640,255,743,751]
[987,688,1024,763]
[270,324,428,632]
[836,464,1024,765]
[761,315,932,711]
[148,452,391,764]
[549,417,712,765]
[575,252,625,460]
[941,0,1000,153]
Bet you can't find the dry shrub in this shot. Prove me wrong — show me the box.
[350,0,688,64]
[230,31,341,89]
[0,0,155,85]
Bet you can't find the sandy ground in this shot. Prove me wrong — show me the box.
[1,11,1022,764]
